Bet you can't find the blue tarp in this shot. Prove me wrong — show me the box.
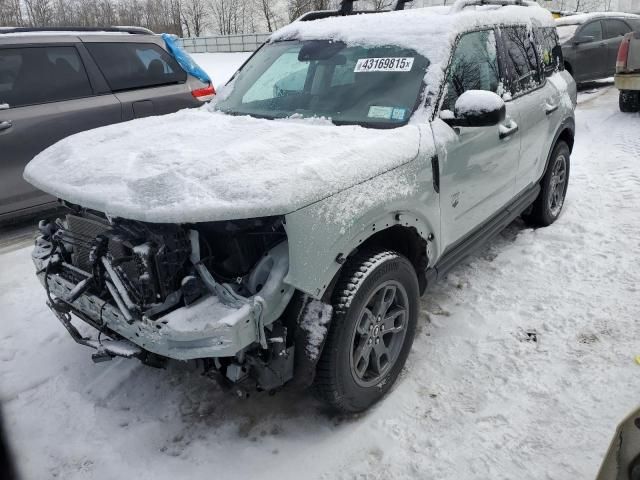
[162,33,211,85]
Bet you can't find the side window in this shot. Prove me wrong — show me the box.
[0,46,92,109]
[442,30,500,112]
[502,26,542,96]
[535,27,564,77]
[85,43,186,92]
[578,21,603,42]
[604,19,631,39]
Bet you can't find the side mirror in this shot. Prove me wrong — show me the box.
[574,35,595,45]
[442,90,506,128]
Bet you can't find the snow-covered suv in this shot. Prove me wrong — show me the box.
[24,0,576,413]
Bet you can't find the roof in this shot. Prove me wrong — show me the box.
[272,5,554,64]
[556,12,640,26]
[0,26,153,37]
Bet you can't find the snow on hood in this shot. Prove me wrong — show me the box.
[23,109,421,223]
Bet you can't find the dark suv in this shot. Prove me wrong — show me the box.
[0,27,213,222]
[557,13,640,83]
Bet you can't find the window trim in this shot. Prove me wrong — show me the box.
[0,44,97,109]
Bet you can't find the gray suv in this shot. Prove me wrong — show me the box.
[0,27,213,222]
[557,13,640,83]
[25,1,576,413]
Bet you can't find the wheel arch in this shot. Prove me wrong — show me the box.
[538,118,575,184]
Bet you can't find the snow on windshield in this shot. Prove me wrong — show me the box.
[557,24,578,42]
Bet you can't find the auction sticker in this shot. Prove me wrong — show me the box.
[368,106,393,119]
[354,57,414,73]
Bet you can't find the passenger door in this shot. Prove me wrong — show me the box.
[435,29,521,249]
[84,41,198,120]
[573,20,607,81]
[0,44,121,218]
[602,19,633,77]
[500,26,552,194]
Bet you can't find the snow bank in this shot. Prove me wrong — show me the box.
[23,110,420,223]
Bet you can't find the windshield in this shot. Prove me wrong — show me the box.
[215,40,429,128]
[557,25,579,42]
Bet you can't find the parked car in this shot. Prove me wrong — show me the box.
[616,30,640,111]
[23,0,576,413]
[556,12,640,83]
[0,27,214,223]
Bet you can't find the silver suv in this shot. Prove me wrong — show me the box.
[25,0,576,413]
[0,27,213,222]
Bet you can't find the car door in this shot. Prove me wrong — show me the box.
[499,26,553,194]
[0,43,121,218]
[602,19,633,77]
[435,29,521,249]
[572,20,607,82]
[83,41,198,120]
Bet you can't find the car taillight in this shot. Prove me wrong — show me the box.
[617,34,632,72]
[192,84,216,102]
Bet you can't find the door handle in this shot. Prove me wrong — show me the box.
[0,120,12,132]
[545,102,559,115]
[499,121,519,139]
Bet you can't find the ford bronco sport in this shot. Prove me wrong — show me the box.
[24,0,576,413]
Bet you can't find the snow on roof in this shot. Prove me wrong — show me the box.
[272,5,555,63]
[555,12,640,26]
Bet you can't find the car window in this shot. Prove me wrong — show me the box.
[579,21,603,42]
[0,46,92,108]
[217,40,429,128]
[535,27,564,77]
[85,42,186,92]
[441,30,500,112]
[604,19,632,39]
[502,26,542,96]
[557,24,579,42]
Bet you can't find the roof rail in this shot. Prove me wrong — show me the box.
[450,0,537,12]
[298,0,413,21]
[0,26,154,35]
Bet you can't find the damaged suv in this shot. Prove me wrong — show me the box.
[24,0,576,413]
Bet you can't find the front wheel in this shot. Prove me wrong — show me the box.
[620,90,640,113]
[315,249,419,413]
[524,141,570,227]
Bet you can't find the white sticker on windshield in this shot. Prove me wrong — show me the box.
[368,106,393,119]
[354,57,414,73]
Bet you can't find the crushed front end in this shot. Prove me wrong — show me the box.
[32,206,299,391]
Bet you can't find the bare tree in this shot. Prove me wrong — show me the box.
[24,0,54,25]
[182,0,208,35]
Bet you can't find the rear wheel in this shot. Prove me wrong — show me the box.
[619,90,640,113]
[524,141,570,227]
[315,249,419,413]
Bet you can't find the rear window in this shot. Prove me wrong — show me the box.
[85,43,186,92]
[0,46,92,108]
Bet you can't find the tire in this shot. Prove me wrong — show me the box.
[315,249,419,413]
[619,90,640,113]
[524,141,571,227]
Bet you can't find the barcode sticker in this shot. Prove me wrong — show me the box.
[354,57,414,73]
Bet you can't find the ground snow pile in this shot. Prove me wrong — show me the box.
[23,110,420,223]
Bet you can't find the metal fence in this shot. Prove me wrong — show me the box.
[177,33,270,53]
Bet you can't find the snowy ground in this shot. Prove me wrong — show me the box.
[1,56,639,480]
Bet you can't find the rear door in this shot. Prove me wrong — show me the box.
[435,29,521,248]
[500,26,550,194]
[573,20,607,81]
[84,41,199,120]
[0,43,121,218]
[602,19,633,76]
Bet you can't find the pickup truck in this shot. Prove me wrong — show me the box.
[616,30,640,112]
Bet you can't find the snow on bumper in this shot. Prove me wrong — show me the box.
[32,242,267,361]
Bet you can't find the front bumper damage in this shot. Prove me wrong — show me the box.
[32,235,295,362]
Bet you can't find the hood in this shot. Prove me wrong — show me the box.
[24,109,420,223]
